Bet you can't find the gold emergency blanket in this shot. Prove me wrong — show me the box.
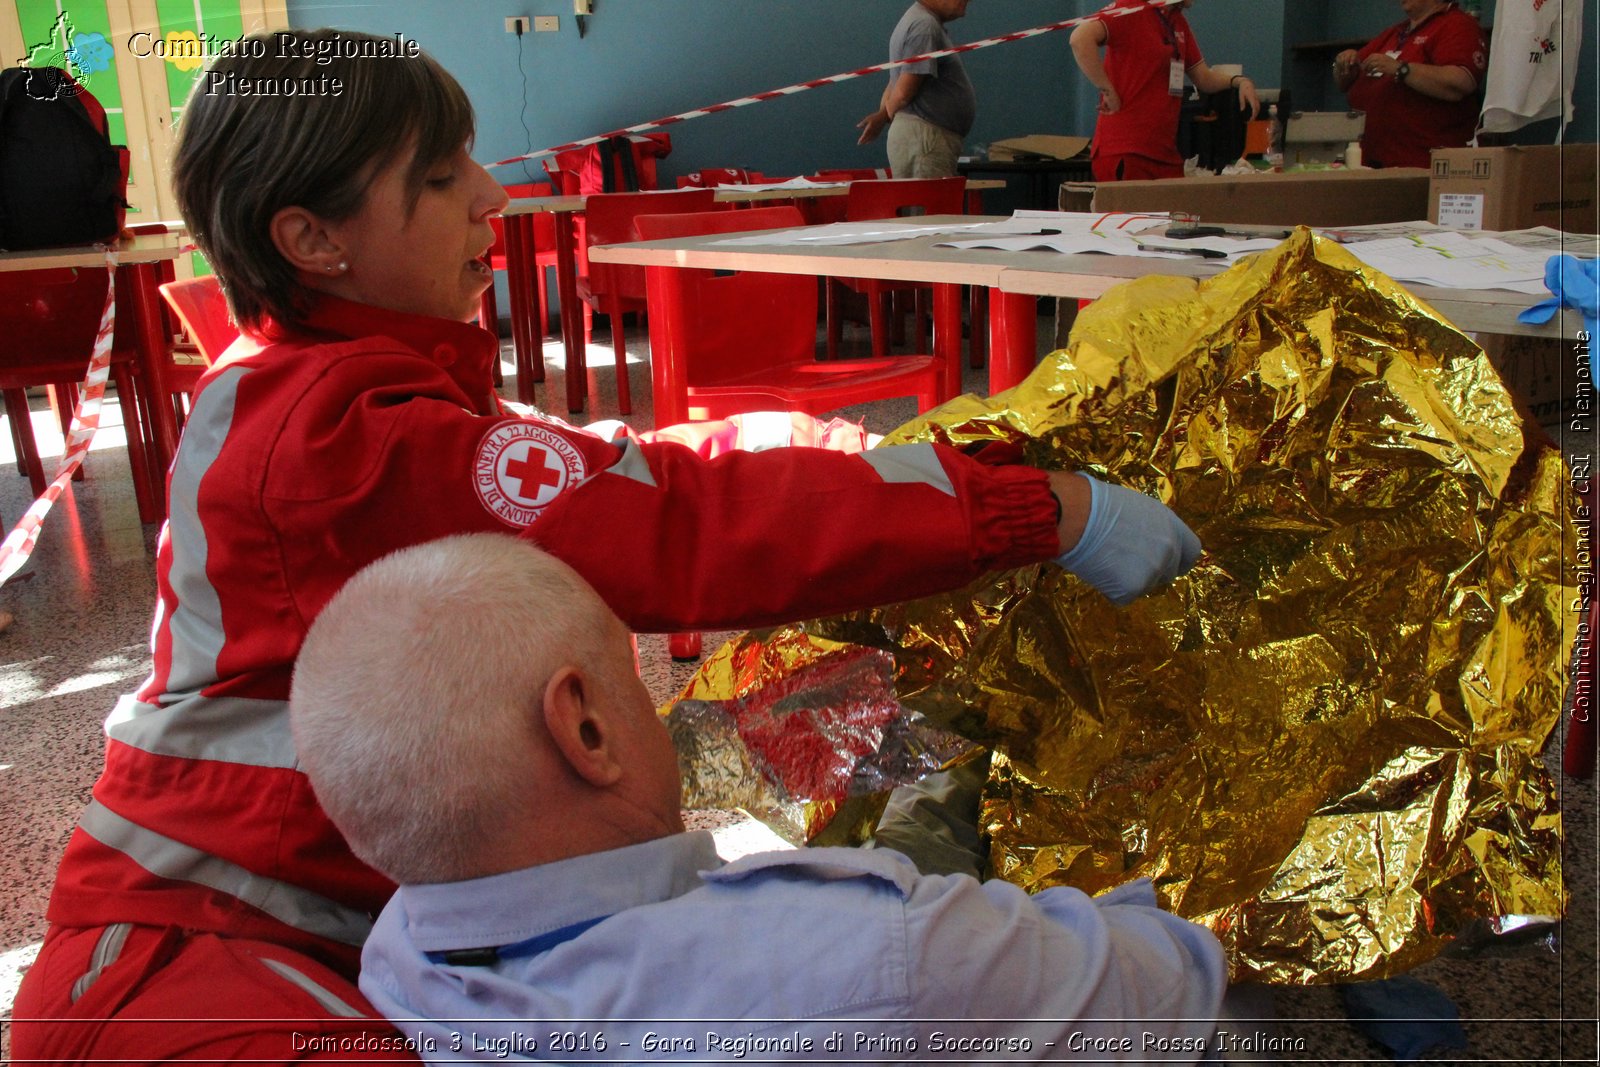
[666,229,1577,983]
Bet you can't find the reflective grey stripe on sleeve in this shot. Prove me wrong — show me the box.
[604,437,657,488]
[257,957,368,1018]
[69,922,132,1004]
[857,443,955,496]
[164,366,248,695]
[105,693,297,768]
[78,801,373,947]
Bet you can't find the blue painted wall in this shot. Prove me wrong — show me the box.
[285,0,1089,183]
[283,0,1593,187]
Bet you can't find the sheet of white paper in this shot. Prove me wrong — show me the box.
[711,219,987,247]
[936,232,1282,261]
[1341,232,1552,292]
[711,178,849,193]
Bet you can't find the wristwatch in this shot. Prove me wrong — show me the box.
[1396,62,1411,84]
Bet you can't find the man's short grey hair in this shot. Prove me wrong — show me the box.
[290,534,617,884]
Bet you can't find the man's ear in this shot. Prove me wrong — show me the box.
[541,666,623,788]
[269,205,348,277]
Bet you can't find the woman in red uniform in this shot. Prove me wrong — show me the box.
[13,28,1199,1063]
[1335,0,1488,169]
[1070,0,1260,182]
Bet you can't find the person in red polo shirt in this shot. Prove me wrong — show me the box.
[1070,0,1260,182]
[1335,0,1488,169]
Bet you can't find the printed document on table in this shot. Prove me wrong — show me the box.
[936,231,1282,261]
[712,178,849,193]
[1340,232,1551,293]
[712,219,988,247]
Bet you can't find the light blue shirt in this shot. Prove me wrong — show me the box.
[360,832,1226,1063]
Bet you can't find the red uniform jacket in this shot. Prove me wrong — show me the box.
[48,296,1062,973]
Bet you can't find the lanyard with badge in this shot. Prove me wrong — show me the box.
[1160,9,1186,96]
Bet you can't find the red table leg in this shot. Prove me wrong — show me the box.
[988,289,1037,394]
[503,217,538,406]
[932,283,962,401]
[552,213,587,414]
[968,285,987,368]
[126,263,177,520]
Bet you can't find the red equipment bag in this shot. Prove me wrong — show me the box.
[544,132,672,196]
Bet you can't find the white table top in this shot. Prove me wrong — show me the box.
[0,231,192,272]
[502,180,1004,217]
[590,215,1582,339]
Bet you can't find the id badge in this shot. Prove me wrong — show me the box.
[1168,59,1185,96]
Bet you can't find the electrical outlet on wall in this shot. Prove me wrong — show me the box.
[534,15,559,31]
[504,16,530,34]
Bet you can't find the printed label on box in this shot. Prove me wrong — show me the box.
[1436,192,1485,230]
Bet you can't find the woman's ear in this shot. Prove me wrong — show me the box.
[270,206,348,278]
[541,666,624,788]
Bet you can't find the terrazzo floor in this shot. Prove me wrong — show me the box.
[0,314,1595,1064]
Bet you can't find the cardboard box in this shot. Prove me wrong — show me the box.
[989,135,1090,162]
[1077,167,1431,227]
[1429,144,1598,233]
[1479,332,1587,432]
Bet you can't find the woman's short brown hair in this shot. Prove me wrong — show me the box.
[172,29,475,334]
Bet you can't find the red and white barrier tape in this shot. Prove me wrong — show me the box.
[0,254,117,587]
[490,0,1174,168]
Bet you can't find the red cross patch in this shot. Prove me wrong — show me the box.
[473,421,589,527]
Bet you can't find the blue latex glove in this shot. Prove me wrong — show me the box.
[1519,254,1599,389]
[1056,474,1202,605]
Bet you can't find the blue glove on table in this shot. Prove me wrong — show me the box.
[1056,474,1202,605]
[1519,254,1599,389]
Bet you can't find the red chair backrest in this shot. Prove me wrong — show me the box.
[488,181,555,265]
[582,188,717,302]
[544,133,672,196]
[0,267,120,382]
[805,169,890,223]
[676,168,753,188]
[159,275,237,365]
[844,176,967,222]
[635,206,816,386]
[811,168,890,182]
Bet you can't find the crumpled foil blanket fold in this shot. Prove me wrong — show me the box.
[663,229,1577,983]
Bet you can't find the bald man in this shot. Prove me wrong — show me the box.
[290,534,1226,1064]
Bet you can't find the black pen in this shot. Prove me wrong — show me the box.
[1136,242,1227,259]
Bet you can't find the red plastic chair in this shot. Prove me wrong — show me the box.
[802,168,889,225]
[0,266,159,520]
[577,188,717,415]
[637,204,948,660]
[543,133,673,196]
[158,276,236,365]
[635,205,947,426]
[827,177,967,360]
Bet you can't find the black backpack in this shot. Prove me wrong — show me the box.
[0,65,128,251]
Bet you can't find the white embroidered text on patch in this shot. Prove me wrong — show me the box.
[474,422,589,527]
